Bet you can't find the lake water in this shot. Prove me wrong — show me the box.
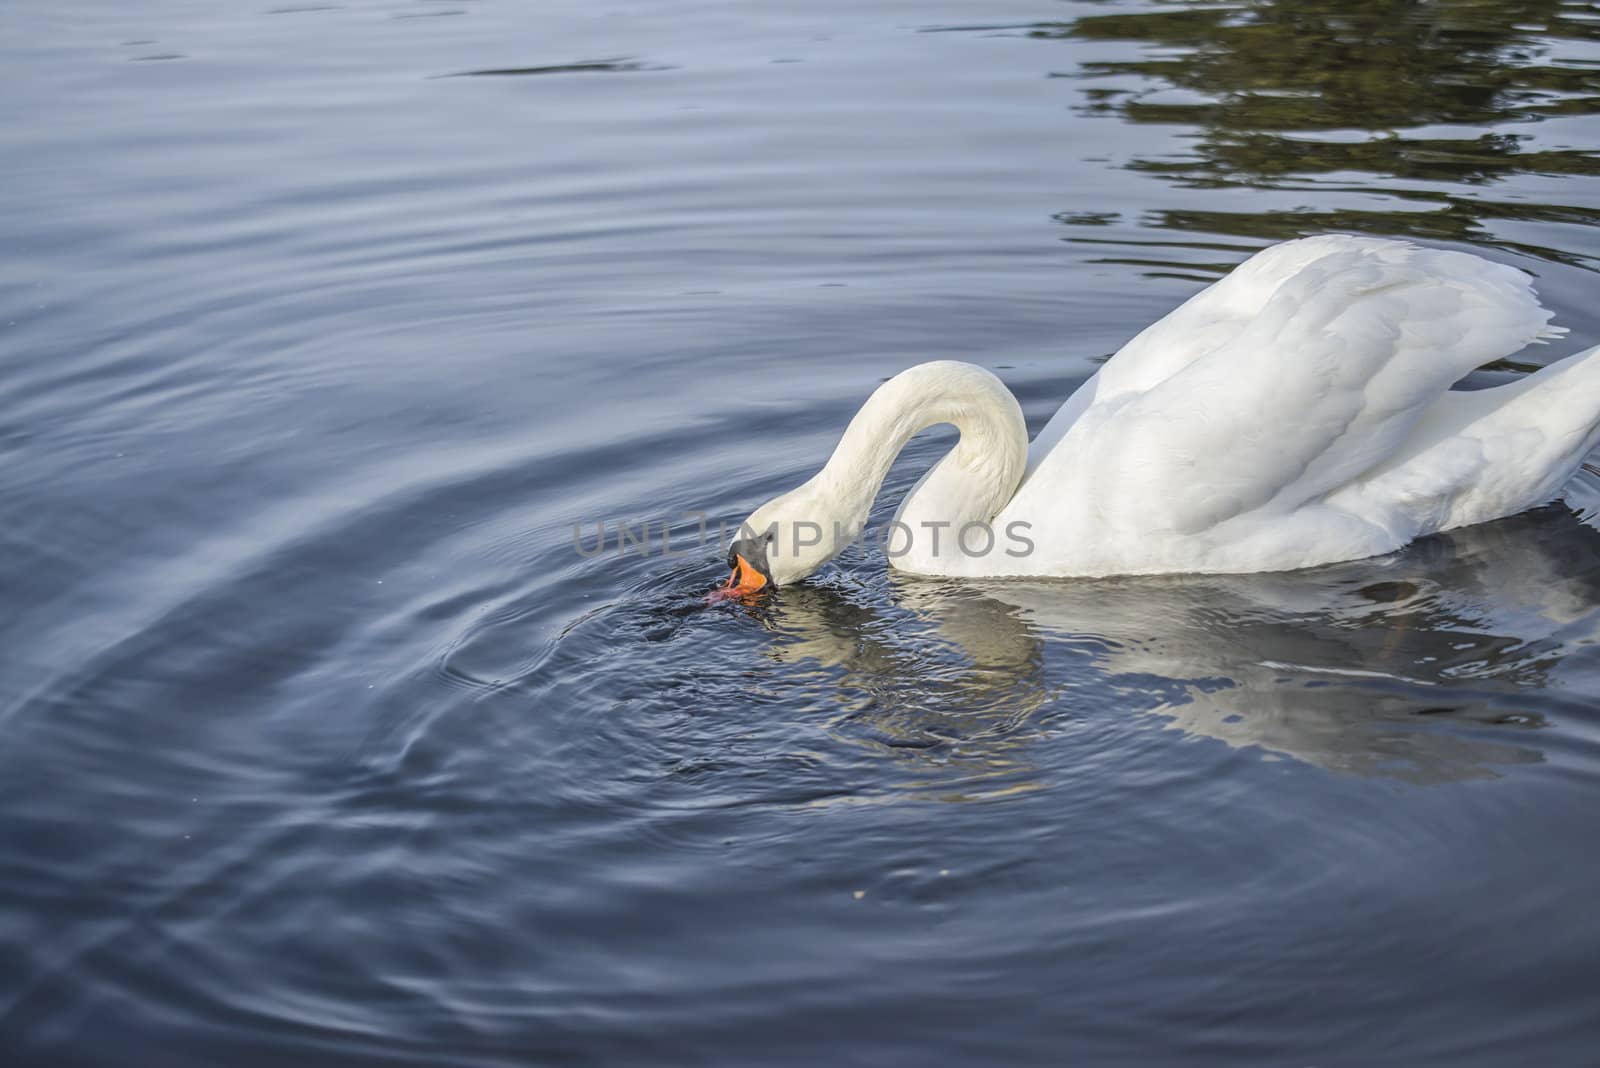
[5,1,1600,1063]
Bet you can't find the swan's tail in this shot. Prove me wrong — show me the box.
[1340,343,1600,533]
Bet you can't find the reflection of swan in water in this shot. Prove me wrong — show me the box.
[757,582,1054,801]
[764,502,1600,786]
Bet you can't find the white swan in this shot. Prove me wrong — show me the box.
[722,235,1600,591]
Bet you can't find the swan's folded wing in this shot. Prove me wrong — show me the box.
[1029,235,1427,464]
[1075,243,1560,536]
[1094,235,1411,398]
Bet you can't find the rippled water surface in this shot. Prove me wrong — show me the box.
[6,1,1600,1064]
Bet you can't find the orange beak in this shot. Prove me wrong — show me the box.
[722,552,769,596]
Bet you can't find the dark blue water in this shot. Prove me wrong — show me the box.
[5,1,1600,1064]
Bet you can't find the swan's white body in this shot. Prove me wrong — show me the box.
[739,236,1600,583]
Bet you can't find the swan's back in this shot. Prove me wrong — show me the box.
[1026,235,1552,462]
[996,236,1598,578]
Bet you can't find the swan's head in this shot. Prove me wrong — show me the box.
[723,483,849,593]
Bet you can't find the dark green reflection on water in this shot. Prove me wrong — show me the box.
[1042,0,1600,257]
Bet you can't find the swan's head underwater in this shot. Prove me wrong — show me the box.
[723,483,856,593]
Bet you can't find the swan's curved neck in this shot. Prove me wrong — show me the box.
[809,361,1028,558]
